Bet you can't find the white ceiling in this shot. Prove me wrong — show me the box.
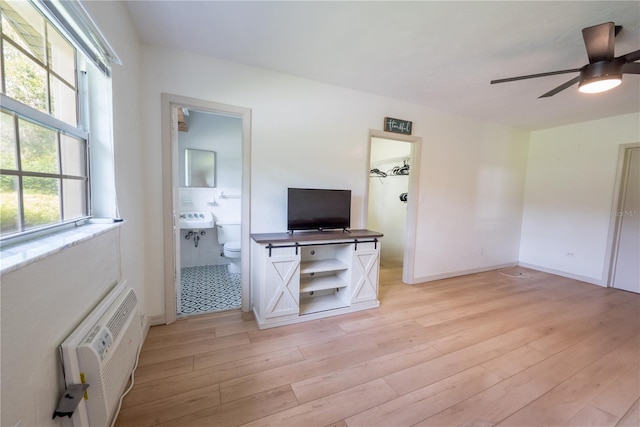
[124,1,640,130]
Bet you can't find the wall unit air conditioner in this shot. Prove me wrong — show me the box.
[60,280,142,427]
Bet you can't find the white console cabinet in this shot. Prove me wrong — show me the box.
[251,230,382,329]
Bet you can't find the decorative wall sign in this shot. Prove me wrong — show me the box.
[384,117,412,135]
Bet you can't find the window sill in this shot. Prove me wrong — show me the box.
[0,220,124,275]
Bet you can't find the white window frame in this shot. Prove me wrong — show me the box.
[0,0,117,243]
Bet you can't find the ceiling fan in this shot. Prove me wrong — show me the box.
[491,22,640,98]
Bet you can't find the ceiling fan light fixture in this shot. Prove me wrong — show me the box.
[578,60,624,94]
[578,77,622,93]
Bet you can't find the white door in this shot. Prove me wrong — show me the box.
[612,148,640,293]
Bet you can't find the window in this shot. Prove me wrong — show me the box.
[1,1,89,239]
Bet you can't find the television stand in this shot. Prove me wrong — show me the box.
[250,229,383,329]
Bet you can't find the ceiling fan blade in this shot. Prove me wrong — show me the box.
[623,62,640,74]
[620,49,640,63]
[538,76,581,98]
[491,68,580,84]
[582,22,615,63]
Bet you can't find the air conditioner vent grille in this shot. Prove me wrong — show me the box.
[106,290,137,340]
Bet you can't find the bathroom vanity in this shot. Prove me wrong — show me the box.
[250,229,382,329]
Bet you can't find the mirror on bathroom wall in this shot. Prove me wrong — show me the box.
[185,149,216,187]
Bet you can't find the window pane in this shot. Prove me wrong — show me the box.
[47,22,76,85]
[1,15,26,49]
[0,174,19,233]
[23,176,60,229]
[4,43,47,113]
[50,75,77,125]
[1,111,17,170]
[19,118,58,173]
[0,2,46,63]
[60,134,86,176]
[62,178,85,220]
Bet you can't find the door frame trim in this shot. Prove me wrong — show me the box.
[161,93,252,324]
[364,129,422,285]
[604,142,640,288]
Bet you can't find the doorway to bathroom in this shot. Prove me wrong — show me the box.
[177,110,242,316]
[161,94,251,324]
[365,129,421,284]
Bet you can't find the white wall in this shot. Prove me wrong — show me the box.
[0,2,144,426]
[519,112,640,285]
[412,115,530,281]
[81,0,146,315]
[140,45,529,316]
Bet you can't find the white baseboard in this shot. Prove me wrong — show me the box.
[409,262,517,284]
[147,314,167,326]
[516,261,605,287]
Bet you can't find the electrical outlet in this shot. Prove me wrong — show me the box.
[480,248,484,255]
[566,252,575,257]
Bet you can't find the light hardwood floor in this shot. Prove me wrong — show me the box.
[115,267,640,427]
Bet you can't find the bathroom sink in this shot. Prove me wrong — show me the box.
[179,212,214,229]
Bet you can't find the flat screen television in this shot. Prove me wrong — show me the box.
[287,188,351,232]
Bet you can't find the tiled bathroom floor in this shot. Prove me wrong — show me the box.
[179,264,241,316]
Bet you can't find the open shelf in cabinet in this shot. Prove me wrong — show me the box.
[300,258,349,274]
[300,293,349,315]
[299,244,350,312]
[300,274,348,293]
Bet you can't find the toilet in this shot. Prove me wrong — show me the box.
[216,222,241,274]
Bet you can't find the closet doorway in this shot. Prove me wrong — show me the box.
[365,130,421,284]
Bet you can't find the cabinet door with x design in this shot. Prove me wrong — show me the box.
[350,241,380,304]
[261,246,300,320]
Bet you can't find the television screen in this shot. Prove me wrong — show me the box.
[287,188,351,232]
